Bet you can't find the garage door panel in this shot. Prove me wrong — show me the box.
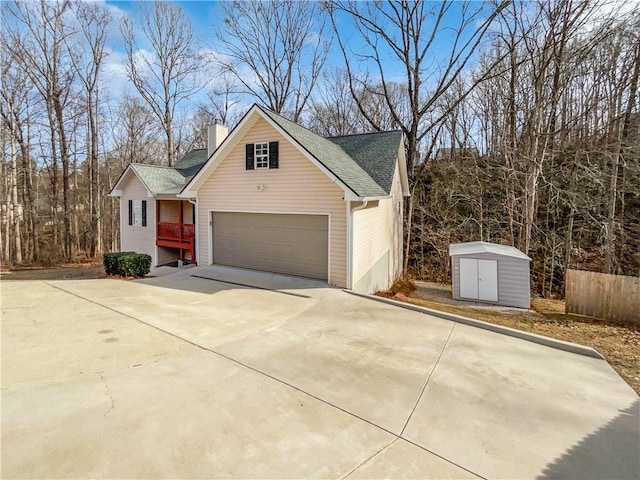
[212,212,328,280]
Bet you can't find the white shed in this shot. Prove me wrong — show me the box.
[449,241,532,309]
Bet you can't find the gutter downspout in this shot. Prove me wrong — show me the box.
[347,200,368,290]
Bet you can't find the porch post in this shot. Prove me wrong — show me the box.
[179,201,184,242]
[179,201,184,261]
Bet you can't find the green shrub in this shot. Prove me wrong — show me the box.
[103,252,150,277]
[117,253,151,278]
[103,251,134,275]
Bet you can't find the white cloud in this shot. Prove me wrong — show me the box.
[101,48,135,99]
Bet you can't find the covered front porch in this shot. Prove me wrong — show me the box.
[156,200,195,264]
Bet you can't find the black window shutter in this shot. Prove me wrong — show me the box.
[128,200,133,225]
[141,200,147,227]
[245,144,254,170]
[269,141,279,169]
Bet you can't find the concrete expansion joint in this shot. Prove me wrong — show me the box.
[98,373,115,418]
[400,322,456,437]
[45,282,484,478]
[339,437,399,479]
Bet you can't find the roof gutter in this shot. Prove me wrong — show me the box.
[361,195,390,201]
[345,191,391,202]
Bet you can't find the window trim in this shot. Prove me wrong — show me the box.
[254,142,269,169]
[128,199,147,227]
[245,141,278,170]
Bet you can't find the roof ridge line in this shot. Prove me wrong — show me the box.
[326,130,402,139]
[132,163,176,170]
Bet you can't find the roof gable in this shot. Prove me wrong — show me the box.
[109,149,209,197]
[259,107,388,198]
[131,164,186,195]
[182,104,405,200]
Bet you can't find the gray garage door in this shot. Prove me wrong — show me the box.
[212,212,328,280]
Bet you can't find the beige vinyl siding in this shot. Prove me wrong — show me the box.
[157,246,179,265]
[159,200,180,222]
[158,200,194,223]
[119,173,156,261]
[196,117,347,287]
[184,202,194,223]
[352,161,404,291]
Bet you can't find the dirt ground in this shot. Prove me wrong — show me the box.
[390,281,640,395]
[0,262,107,281]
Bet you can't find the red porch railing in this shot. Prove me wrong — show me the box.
[156,222,195,262]
[157,222,195,242]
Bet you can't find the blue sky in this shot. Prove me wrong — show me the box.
[102,0,343,102]
[100,0,491,116]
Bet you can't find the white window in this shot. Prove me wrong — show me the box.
[129,199,146,226]
[255,142,269,169]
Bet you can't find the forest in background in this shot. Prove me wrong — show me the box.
[1,0,638,297]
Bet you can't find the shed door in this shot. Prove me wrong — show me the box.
[211,212,328,280]
[477,259,498,302]
[459,258,498,302]
[459,258,479,300]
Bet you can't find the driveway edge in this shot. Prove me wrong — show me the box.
[344,290,605,360]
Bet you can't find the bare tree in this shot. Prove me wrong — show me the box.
[202,73,243,128]
[120,1,202,166]
[307,68,362,136]
[70,1,110,257]
[328,0,510,269]
[217,0,330,122]
[414,1,640,293]
[0,36,28,264]
[3,0,77,261]
[110,95,163,169]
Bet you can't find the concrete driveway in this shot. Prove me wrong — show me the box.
[2,266,638,479]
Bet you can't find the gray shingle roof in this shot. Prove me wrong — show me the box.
[259,106,398,197]
[328,131,402,194]
[131,149,208,195]
[174,148,208,180]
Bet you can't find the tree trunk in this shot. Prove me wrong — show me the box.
[22,122,39,262]
[8,101,23,264]
[53,94,72,261]
[46,102,59,249]
[88,94,99,257]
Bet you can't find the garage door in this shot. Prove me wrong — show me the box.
[212,212,328,280]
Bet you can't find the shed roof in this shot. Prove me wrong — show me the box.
[449,241,531,261]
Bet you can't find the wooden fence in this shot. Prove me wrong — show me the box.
[565,269,640,324]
